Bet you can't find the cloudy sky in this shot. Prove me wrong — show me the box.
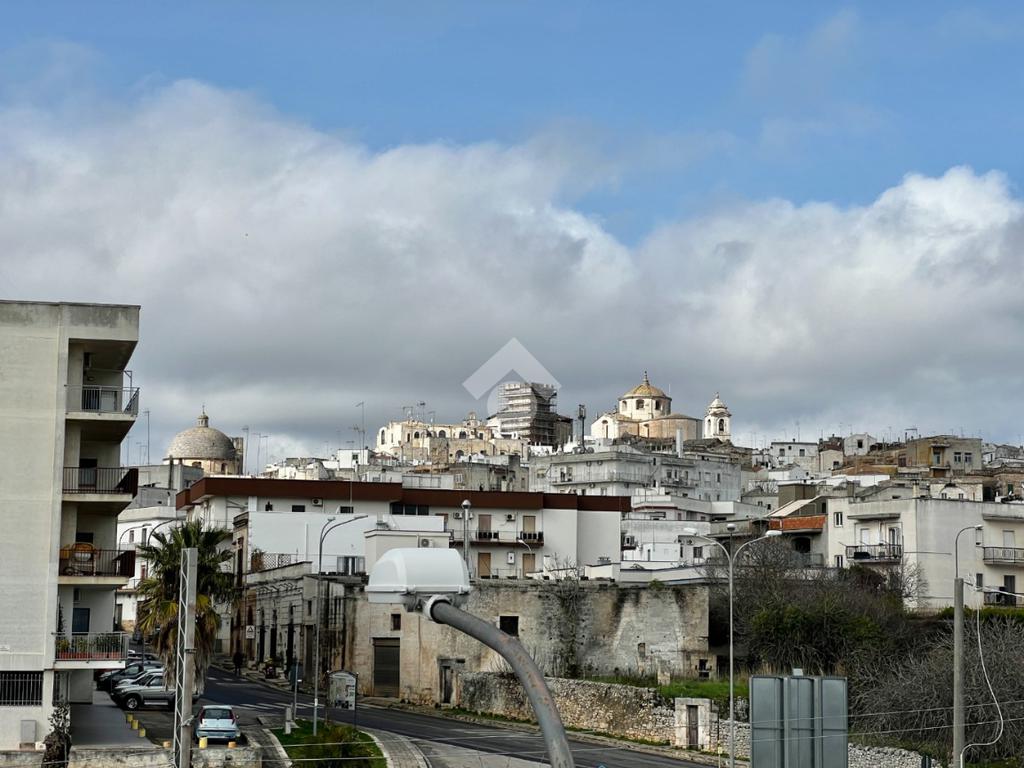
[2,2,1024,465]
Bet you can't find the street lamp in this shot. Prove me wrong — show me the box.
[684,524,782,768]
[368,548,574,768]
[312,512,367,735]
[953,523,982,763]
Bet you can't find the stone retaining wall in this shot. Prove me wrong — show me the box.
[709,720,938,768]
[457,672,675,744]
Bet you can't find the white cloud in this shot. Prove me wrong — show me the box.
[1,76,1023,460]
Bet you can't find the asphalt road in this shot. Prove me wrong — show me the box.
[127,668,706,768]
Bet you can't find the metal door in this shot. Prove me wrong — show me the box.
[478,552,492,578]
[441,665,454,704]
[372,638,400,697]
[72,607,90,634]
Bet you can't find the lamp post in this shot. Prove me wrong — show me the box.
[953,523,982,764]
[462,499,473,578]
[313,512,368,735]
[684,524,782,768]
[516,538,533,579]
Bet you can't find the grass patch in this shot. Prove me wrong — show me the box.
[587,674,747,711]
[273,719,385,768]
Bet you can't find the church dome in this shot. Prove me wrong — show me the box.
[707,393,730,415]
[622,372,667,399]
[167,410,236,460]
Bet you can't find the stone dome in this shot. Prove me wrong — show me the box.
[166,411,236,460]
[707,393,730,415]
[622,371,667,399]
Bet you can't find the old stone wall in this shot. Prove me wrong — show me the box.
[708,720,936,768]
[346,580,710,705]
[457,672,675,744]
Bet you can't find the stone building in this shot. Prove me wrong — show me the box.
[348,579,711,703]
[590,373,702,441]
[165,409,244,475]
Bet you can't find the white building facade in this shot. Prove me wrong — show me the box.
[0,301,140,750]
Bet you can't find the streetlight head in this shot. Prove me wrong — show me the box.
[975,525,983,530]
[764,529,782,538]
[367,548,471,610]
[682,527,699,536]
[461,499,471,511]
[726,522,736,532]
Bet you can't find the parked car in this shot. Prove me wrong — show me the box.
[98,661,161,692]
[194,705,240,743]
[112,672,176,710]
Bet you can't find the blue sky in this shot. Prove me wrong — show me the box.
[4,2,1022,243]
[3,3,1024,456]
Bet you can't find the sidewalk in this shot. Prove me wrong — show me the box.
[70,690,157,748]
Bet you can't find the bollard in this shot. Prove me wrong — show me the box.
[131,719,139,730]
[199,736,208,749]
[163,740,172,749]
[227,741,236,749]
[138,728,146,738]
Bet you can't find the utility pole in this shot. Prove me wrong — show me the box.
[462,499,473,578]
[953,576,964,762]
[173,547,198,768]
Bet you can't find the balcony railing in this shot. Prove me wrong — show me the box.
[58,547,135,577]
[63,467,138,496]
[983,547,1024,565]
[983,591,1019,607]
[846,544,903,563]
[477,568,526,580]
[250,552,299,572]
[66,385,140,416]
[450,530,543,546]
[54,632,129,662]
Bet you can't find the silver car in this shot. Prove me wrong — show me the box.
[112,672,176,710]
[194,705,241,743]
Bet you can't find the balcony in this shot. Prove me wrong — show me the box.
[54,632,129,668]
[63,467,138,496]
[58,546,135,581]
[983,547,1024,566]
[250,552,300,572]
[450,530,542,546]
[846,544,903,563]
[983,591,1019,607]
[62,467,138,513]
[65,385,139,440]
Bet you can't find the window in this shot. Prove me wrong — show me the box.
[438,430,447,438]
[140,565,148,580]
[265,502,273,511]
[964,452,973,464]
[498,615,519,637]
[716,473,721,482]
[857,439,864,449]
[834,510,843,527]
[976,573,984,590]
[389,503,430,516]
[798,449,806,457]
[128,529,135,543]
[778,449,785,457]
[718,418,725,432]
[391,613,402,631]
[834,555,844,568]
[141,527,148,545]
[655,400,662,411]
[637,642,646,659]
[954,452,962,463]
[291,505,306,513]
[692,546,703,560]
[0,672,43,706]
[307,600,312,614]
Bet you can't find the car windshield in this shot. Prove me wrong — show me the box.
[201,708,233,721]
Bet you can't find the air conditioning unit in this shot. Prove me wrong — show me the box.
[505,513,515,522]
[506,551,516,565]
[419,538,432,548]
[453,511,463,520]
[311,498,323,506]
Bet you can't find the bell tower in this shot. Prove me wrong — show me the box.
[705,393,731,441]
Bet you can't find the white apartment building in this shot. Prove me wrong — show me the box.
[0,301,140,750]
[770,440,819,471]
[531,443,742,502]
[176,478,627,653]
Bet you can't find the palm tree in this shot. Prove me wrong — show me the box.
[135,520,236,692]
